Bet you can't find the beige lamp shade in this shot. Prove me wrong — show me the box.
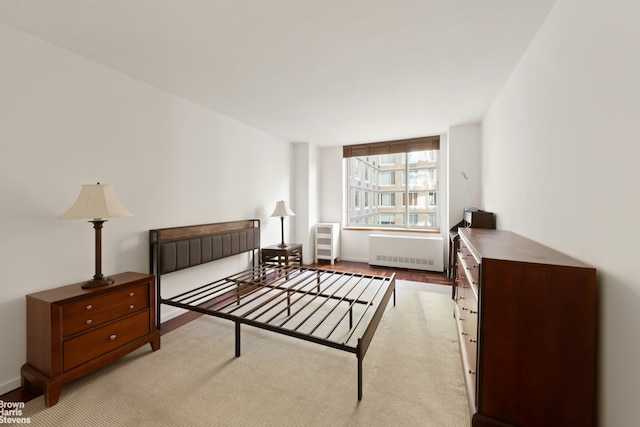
[59,183,132,220]
[270,200,295,218]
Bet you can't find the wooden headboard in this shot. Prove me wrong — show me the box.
[149,219,260,327]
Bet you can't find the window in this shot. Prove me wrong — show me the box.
[380,213,395,224]
[407,170,419,186]
[379,171,395,186]
[379,192,395,206]
[427,168,436,186]
[404,214,419,225]
[428,191,437,207]
[403,192,418,206]
[344,136,439,230]
[379,154,394,165]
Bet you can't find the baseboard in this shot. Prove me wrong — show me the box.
[159,306,187,324]
[0,376,21,396]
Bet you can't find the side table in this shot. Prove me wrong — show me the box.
[21,272,160,407]
[261,244,303,266]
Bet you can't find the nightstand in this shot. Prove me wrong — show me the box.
[21,272,161,407]
[261,244,303,266]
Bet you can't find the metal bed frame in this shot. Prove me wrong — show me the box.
[149,220,396,400]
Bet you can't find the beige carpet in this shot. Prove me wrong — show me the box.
[22,280,470,427]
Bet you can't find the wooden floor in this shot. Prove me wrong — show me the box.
[2,261,450,404]
[309,260,451,285]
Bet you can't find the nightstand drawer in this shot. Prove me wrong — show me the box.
[63,310,150,372]
[62,294,149,336]
[61,284,148,321]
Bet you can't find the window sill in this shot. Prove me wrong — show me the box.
[343,227,441,234]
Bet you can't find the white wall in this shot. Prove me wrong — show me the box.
[0,23,292,394]
[319,146,343,225]
[292,142,319,264]
[481,1,639,425]
[448,123,482,224]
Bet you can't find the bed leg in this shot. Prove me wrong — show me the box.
[235,322,241,357]
[357,355,363,401]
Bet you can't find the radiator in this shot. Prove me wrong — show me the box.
[368,233,444,272]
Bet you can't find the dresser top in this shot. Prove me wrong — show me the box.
[26,272,154,303]
[459,228,594,269]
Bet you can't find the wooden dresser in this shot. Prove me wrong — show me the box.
[21,272,161,407]
[454,229,596,427]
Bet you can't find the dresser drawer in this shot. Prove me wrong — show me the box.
[61,284,148,332]
[63,310,150,372]
[457,253,479,296]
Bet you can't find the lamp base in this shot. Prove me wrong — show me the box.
[81,276,115,289]
[277,243,288,248]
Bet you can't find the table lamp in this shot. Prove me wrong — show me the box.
[59,183,132,288]
[270,200,295,248]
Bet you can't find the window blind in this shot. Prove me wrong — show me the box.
[342,135,440,158]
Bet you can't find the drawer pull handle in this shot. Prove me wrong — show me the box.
[469,338,477,343]
[86,304,92,310]
[86,319,92,325]
[110,334,117,340]
[470,310,477,314]
[468,369,476,375]
[129,304,135,309]
[129,292,135,297]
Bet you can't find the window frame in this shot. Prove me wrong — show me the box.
[343,136,440,232]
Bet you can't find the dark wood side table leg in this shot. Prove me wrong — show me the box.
[21,366,61,407]
[150,335,161,351]
[44,385,62,408]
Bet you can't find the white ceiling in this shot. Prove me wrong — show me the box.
[0,0,556,147]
